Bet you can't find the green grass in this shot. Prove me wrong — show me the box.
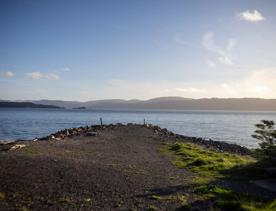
[148,205,158,210]
[169,142,254,178]
[0,192,5,201]
[226,158,276,181]
[165,142,276,211]
[150,195,162,200]
[150,194,188,206]
[195,184,276,211]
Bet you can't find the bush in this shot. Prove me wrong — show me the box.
[252,120,276,160]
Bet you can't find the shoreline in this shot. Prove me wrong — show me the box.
[1,123,275,210]
[0,123,252,155]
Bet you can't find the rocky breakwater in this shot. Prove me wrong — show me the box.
[143,124,252,155]
[38,125,99,141]
[0,123,133,151]
[0,123,252,155]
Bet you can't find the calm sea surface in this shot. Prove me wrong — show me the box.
[1,108,276,148]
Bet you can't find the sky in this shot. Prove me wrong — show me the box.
[1,0,276,101]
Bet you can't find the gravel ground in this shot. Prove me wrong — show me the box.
[0,125,193,211]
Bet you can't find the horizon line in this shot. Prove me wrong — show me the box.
[2,96,276,102]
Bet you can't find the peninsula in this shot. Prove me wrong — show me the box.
[0,124,275,210]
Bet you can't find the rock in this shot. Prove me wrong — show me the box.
[85,131,97,137]
[10,144,26,151]
[33,138,38,142]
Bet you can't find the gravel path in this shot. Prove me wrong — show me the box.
[0,125,193,210]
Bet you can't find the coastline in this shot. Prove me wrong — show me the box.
[0,123,275,210]
[0,123,252,155]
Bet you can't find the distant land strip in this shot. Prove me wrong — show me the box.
[1,97,276,111]
[0,102,62,109]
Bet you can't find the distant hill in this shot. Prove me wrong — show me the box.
[0,101,62,109]
[73,107,86,109]
[26,97,276,111]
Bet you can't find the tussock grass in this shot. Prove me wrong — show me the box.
[169,142,254,178]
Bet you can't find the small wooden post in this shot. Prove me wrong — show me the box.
[143,118,146,125]
[100,117,103,126]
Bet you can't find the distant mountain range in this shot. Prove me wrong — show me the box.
[1,97,276,111]
[0,101,61,109]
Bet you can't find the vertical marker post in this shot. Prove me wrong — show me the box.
[100,117,103,126]
[143,118,146,125]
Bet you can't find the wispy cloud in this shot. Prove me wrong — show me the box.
[238,10,265,22]
[218,56,233,65]
[175,87,206,93]
[206,60,216,68]
[202,31,224,55]
[0,71,14,78]
[26,72,59,80]
[61,67,71,72]
[173,34,200,49]
[46,67,276,101]
[202,31,235,66]
[226,39,236,52]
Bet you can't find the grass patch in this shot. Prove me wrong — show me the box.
[149,193,189,206]
[148,205,158,210]
[165,142,276,210]
[226,158,276,181]
[150,195,162,200]
[0,192,5,201]
[169,142,254,178]
[195,184,276,211]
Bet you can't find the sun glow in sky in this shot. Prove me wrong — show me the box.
[1,0,276,101]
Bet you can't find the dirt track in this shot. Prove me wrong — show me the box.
[0,125,193,210]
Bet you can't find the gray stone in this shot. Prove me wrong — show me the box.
[10,144,26,151]
[85,131,97,137]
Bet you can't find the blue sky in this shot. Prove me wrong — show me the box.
[1,0,276,101]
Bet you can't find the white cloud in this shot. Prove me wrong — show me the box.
[248,86,271,95]
[206,60,216,68]
[26,72,59,80]
[76,68,276,100]
[218,56,233,65]
[238,10,265,22]
[202,31,225,55]
[47,73,60,80]
[219,68,276,97]
[226,39,236,52]
[26,72,44,80]
[220,83,237,95]
[77,79,210,100]
[202,31,234,66]
[0,71,14,78]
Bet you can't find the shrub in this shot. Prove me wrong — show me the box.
[252,120,276,160]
